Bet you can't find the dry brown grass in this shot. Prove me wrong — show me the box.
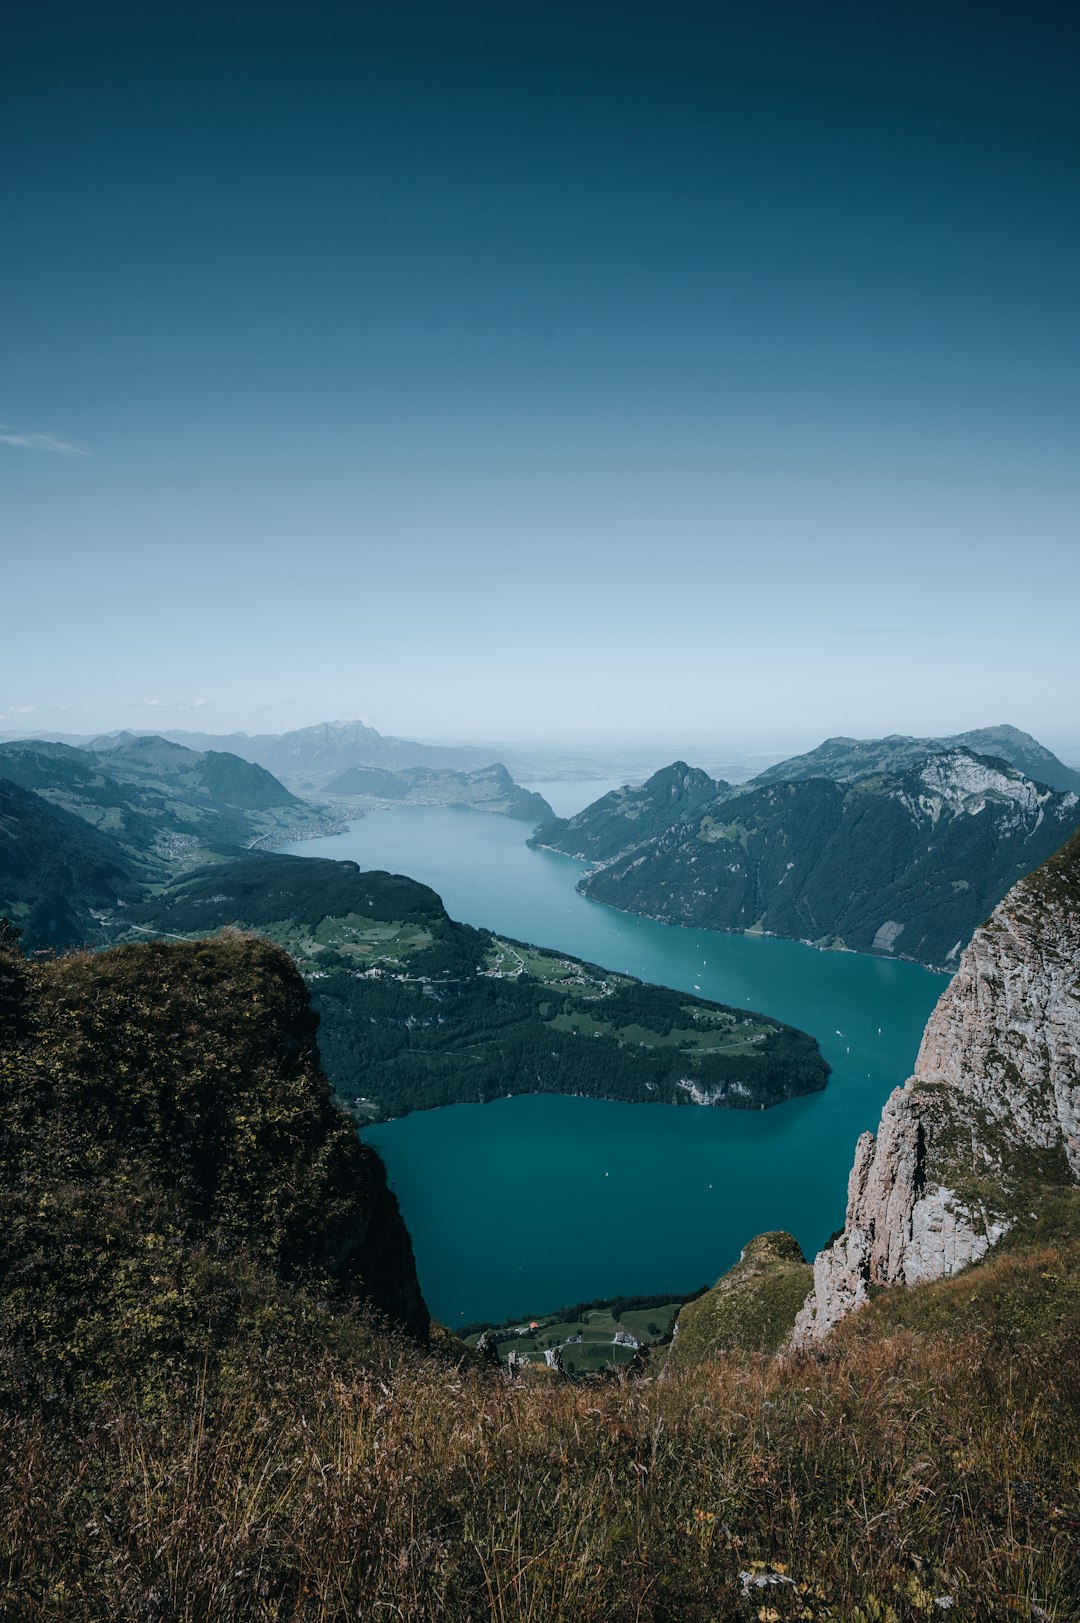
[3,1246,1078,1622]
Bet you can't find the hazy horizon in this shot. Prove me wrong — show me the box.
[3,713,1079,777]
[5,3,1077,744]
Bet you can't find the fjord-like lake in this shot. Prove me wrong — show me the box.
[284,786,946,1327]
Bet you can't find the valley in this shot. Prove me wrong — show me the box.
[284,801,944,1323]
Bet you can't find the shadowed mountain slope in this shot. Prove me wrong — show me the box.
[0,933,428,1382]
[578,749,1080,967]
[0,777,138,950]
[531,760,725,862]
[0,734,336,874]
[753,723,1080,794]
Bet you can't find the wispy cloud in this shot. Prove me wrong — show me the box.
[130,698,210,713]
[0,426,87,456]
[0,706,37,727]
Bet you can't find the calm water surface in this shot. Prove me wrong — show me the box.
[284,788,946,1326]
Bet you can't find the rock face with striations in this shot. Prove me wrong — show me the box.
[794,829,1080,1343]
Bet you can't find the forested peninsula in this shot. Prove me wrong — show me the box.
[131,854,828,1118]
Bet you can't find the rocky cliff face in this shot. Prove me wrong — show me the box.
[794,829,1080,1343]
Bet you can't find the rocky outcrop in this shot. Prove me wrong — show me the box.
[794,829,1080,1343]
[672,1232,812,1365]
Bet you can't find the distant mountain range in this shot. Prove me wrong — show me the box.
[145,720,503,789]
[533,726,1080,968]
[322,762,553,822]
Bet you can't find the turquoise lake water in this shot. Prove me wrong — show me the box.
[284,787,947,1327]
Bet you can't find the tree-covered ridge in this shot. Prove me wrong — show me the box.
[127,853,829,1118]
[752,724,1080,794]
[0,733,337,866]
[531,760,726,862]
[578,749,1080,968]
[0,777,139,950]
[0,932,428,1396]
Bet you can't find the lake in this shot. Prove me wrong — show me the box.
[283,786,946,1327]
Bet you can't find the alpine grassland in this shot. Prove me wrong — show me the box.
[1,932,1078,1619]
[1,1234,1078,1620]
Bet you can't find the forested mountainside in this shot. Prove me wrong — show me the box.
[0,735,340,950]
[578,750,1080,968]
[127,853,827,1117]
[2,872,1078,1617]
[752,723,1080,794]
[531,759,724,861]
[0,734,334,859]
[532,726,1080,868]
[323,761,553,822]
[0,778,140,949]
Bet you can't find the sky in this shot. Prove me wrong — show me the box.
[3,1,1078,749]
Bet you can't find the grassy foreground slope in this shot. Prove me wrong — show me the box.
[128,852,828,1116]
[669,1231,814,1365]
[2,1200,1077,1613]
[1,928,1078,1617]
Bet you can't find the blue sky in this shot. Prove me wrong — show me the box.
[3,2,1078,746]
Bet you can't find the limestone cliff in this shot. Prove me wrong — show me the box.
[794,829,1080,1343]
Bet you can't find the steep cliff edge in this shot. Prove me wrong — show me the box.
[795,828,1080,1343]
[0,934,429,1385]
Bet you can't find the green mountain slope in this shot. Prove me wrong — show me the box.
[129,853,828,1117]
[581,749,1080,967]
[669,1232,813,1364]
[0,734,337,873]
[0,778,138,950]
[531,760,725,861]
[753,722,1080,793]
